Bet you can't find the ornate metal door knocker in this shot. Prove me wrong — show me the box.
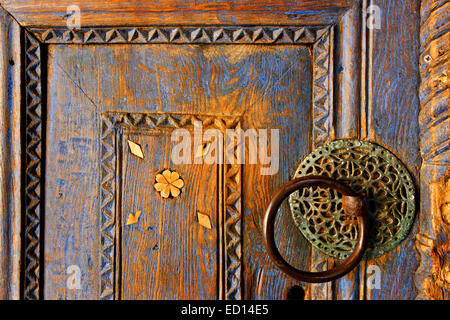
[263,139,416,283]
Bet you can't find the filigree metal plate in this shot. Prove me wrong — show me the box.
[288,139,416,260]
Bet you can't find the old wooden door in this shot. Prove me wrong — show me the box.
[0,0,448,300]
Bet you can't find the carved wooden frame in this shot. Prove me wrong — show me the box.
[19,23,334,300]
[99,112,243,300]
[22,31,43,300]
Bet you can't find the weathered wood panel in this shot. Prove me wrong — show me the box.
[45,44,102,299]
[0,0,354,26]
[365,0,421,300]
[121,133,218,299]
[242,45,314,300]
[45,43,314,299]
[0,6,21,300]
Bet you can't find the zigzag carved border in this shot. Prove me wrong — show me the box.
[23,31,42,300]
[28,26,328,45]
[100,112,242,300]
[312,28,333,148]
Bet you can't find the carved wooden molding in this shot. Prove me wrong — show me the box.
[100,112,242,300]
[415,0,449,300]
[312,27,333,148]
[23,31,43,300]
[28,26,328,45]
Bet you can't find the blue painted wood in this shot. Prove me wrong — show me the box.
[365,0,421,300]
[0,6,21,300]
[45,43,313,299]
[0,0,434,302]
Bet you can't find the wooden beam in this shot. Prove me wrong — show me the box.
[0,6,21,300]
[0,0,355,27]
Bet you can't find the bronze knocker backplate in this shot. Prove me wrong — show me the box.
[289,139,416,260]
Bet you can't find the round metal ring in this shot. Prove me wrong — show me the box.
[263,176,369,283]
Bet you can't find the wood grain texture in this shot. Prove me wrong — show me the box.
[0,6,21,300]
[45,45,101,300]
[330,2,361,301]
[45,43,312,299]
[333,2,361,139]
[415,0,449,300]
[365,0,421,300]
[241,44,314,300]
[13,0,430,300]
[121,132,219,300]
[0,0,354,26]
[99,112,242,300]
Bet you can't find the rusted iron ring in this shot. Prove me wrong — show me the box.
[263,176,369,283]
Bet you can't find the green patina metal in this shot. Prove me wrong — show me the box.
[289,139,416,260]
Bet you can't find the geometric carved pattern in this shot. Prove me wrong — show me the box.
[290,139,416,260]
[100,112,242,300]
[312,28,333,148]
[23,31,42,300]
[28,26,328,45]
[223,133,242,300]
[99,115,116,300]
